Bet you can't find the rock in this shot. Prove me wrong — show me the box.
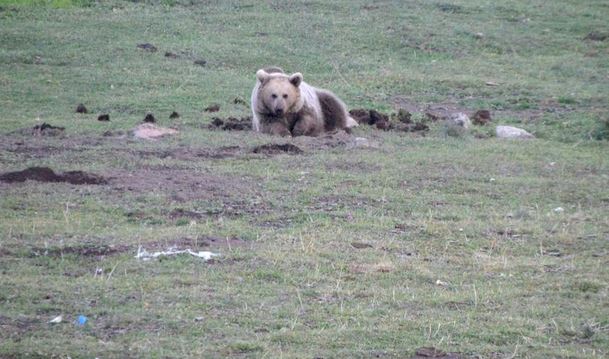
[169,111,180,119]
[496,125,534,139]
[133,123,178,140]
[448,112,471,129]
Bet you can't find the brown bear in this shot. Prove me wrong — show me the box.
[251,67,358,137]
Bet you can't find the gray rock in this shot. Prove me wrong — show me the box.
[448,112,471,129]
[496,125,534,139]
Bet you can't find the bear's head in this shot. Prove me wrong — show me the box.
[256,69,303,117]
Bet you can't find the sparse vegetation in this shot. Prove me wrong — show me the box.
[1,1,608,358]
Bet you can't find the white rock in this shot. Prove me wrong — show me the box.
[496,125,534,139]
[449,112,471,129]
[554,207,564,213]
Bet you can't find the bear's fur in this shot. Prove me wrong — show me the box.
[251,67,358,137]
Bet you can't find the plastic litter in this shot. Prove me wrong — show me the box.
[49,315,62,324]
[76,315,88,326]
[135,246,219,261]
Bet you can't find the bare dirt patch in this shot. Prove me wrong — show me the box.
[292,130,376,150]
[411,347,463,358]
[0,167,107,185]
[10,123,65,137]
[251,143,303,155]
[108,168,260,204]
[137,43,157,52]
[204,104,220,112]
[30,243,130,259]
[0,315,41,340]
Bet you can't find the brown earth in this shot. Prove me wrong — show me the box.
[208,116,252,131]
[0,167,107,185]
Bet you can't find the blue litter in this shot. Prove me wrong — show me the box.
[76,315,88,326]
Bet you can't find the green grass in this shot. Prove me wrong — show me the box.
[1,1,609,358]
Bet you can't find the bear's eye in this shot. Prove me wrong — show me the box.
[271,94,278,99]
[282,94,288,99]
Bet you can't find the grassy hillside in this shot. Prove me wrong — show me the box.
[1,1,608,358]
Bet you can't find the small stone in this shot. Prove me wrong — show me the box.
[194,59,207,66]
[496,125,534,139]
[449,112,471,129]
[97,114,110,122]
[169,111,180,119]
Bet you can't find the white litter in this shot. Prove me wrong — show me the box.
[135,246,219,261]
[49,315,63,324]
[435,279,449,287]
[553,207,565,213]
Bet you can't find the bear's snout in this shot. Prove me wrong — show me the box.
[274,108,285,116]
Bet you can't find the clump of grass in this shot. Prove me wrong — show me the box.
[591,117,609,141]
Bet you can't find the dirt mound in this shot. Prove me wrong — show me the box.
[204,104,220,112]
[31,123,65,136]
[0,167,107,185]
[143,113,156,123]
[472,110,492,125]
[75,104,88,113]
[411,347,463,358]
[208,117,252,131]
[350,109,429,132]
[252,143,303,155]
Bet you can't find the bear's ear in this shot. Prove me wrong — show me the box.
[256,69,270,83]
[288,72,303,87]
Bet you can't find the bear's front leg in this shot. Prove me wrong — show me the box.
[265,121,291,137]
[291,115,321,137]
